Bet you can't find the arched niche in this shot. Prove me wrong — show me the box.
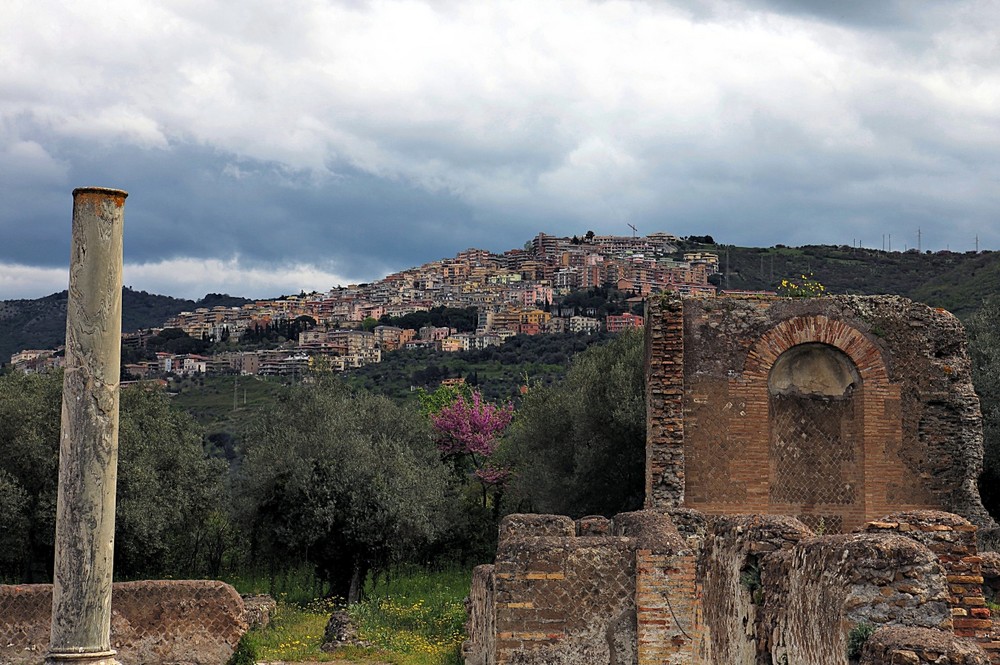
[768,342,861,398]
[767,343,864,531]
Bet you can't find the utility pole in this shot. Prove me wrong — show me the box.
[918,228,922,252]
[48,188,127,665]
[888,234,892,252]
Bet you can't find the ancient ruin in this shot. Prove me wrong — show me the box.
[465,294,1000,665]
[0,189,248,665]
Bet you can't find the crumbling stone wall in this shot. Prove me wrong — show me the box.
[863,510,1000,660]
[645,295,995,532]
[762,532,951,664]
[469,294,998,664]
[469,512,696,665]
[860,627,989,664]
[696,515,813,663]
[492,514,637,664]
[465,565,497,665]
[0,580,246,665]
[467,509,1000,665]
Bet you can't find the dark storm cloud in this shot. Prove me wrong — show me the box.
[0,137,537,280]
[2,0,999,297]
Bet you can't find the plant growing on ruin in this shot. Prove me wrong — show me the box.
[778,273,826,297]
[846,621,875,661]
[226,634,257,665]
[739,560,764,605]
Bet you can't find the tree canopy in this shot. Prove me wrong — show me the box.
[0,372,225,582]
[968,298,1000,519]
[236,378,452,600]
[501,329,646,517]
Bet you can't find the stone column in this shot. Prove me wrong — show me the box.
[47,187,127,665]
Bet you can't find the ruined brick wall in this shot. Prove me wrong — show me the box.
[468,509,999,664]
[645,296,685,508]
[645,295,994,532]
[863,510,1000,660]
[0,580,246,665]
[635,551,698,665]
[484,511,696,665]
[492,514,637,664]
[615,510,697,665]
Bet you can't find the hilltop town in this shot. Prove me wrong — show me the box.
[8,232,746,378]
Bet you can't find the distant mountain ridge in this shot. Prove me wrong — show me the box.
[712,244,999,320]
[3,242,998,364]
[0,289,252,362]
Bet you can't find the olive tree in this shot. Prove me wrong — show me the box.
[0,371,228,581]
[501,329,646,517]
[237,378,452,601]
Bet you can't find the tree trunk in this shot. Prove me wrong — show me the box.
[347,561,362,604]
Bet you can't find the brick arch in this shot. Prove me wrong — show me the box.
[734,314,899,532]
[744,315,889,385]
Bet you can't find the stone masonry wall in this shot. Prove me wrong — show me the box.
[860,627,989,664]
[696,514,813,664]
[0,580,247,665]
[492,514,638,664]
[464,565,497,665]
[484,512,696,665]
[645,295,685,508]
[615,510,696,665]
[762,532,951,665]
[863,510,1000,660]
[468,510,997,664]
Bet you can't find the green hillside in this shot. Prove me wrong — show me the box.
[705,244,998,320]
[0,289,251,362]
[4,243,998,363]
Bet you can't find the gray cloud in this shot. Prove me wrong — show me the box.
[1,0,998,298]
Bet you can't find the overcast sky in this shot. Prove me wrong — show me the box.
[2,0,998,299]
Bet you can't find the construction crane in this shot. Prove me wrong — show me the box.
[627,222,638,238]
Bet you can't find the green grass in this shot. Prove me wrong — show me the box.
[227,563,330,606]
[240,567,468,665]
[350,567,468,664]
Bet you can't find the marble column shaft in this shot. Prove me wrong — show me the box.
[48,187,127,665]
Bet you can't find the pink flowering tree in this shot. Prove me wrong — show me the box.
[429,388,514,508]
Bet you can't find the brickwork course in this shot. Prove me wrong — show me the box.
[465,294,1000,664]
[0,580,247,665]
